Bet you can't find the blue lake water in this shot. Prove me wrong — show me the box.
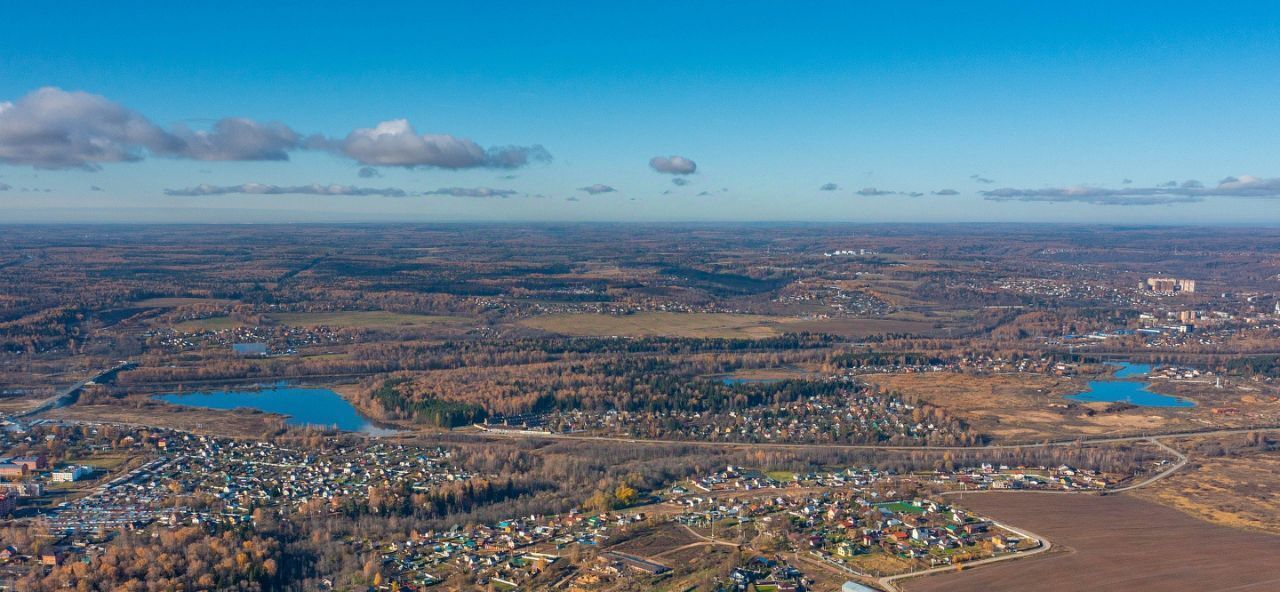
[1109,362,1153,378]
[721,377,783,385]
[1067,363,1194,408]
[158,385,397,434]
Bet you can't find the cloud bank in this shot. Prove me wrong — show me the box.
[981,176,1280,205]
[164,183,407,197]
[0,87,549,172]
[0,87,303,169]
[422,187,519,198]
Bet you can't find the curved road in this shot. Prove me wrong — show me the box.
[877,518,1053,592]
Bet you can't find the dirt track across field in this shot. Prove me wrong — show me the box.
[904,492,1280,592]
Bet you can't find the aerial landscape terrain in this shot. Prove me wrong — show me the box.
[4,2,1280,590]
[0,224,1278,591]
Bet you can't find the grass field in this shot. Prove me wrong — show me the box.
[73,453,130,470]
[174,311,473,331]
[863,372,1197,441]
[1134,448,1280,535]
[877,501,925,514]
[269,311,471,328]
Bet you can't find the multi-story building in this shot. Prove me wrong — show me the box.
[1143,277,1196,294]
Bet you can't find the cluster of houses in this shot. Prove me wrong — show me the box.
[494,384,966,446]
[0,421,1080,590]
[682,463,1106,501]
[671,469,1035,577]
[142,322,350,354]
[774,280,896,317]
[17,430,479,563]
[370,509,653,589]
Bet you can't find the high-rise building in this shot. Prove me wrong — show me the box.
[1144,277,1196,294]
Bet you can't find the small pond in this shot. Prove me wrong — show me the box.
[1065,362,1194,408]
[158,384,398,435]
[720,377,785,385]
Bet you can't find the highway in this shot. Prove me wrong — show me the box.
[9,361,135,420]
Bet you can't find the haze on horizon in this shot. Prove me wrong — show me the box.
[2,1,1280,225]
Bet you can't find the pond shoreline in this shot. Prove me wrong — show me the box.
[156,383,402,435]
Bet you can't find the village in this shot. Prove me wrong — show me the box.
[0,419,1112,590]
[482,381,972,447]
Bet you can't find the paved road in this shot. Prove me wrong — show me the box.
[462,423,1280,452]
[877,518,1053,592]
[884,437,1189,591]
[10,361,135,420]
[1110,438,1188,493]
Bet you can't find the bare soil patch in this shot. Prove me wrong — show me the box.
[905,492,1280,592]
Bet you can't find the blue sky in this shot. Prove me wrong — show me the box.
[2,1,1279,223]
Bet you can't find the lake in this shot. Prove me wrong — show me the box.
[158,384,398,434]
[1066,363,1194,408]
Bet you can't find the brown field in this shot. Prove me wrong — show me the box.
[1133,449,1280,535]
[905,492,1280,592]
[46,401,287,438]
[173,311,473,331]
[131,297,237,307]
[785,317,941,338]
[519,312,797,338]
[269,311,472,328]
[607,522,703,557]
[519,312,943,339]
[863,373,1203,441]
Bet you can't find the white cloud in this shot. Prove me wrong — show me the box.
[331,119,549,169]
[578,183,616,195]
[0,87,303,169]
[649,155,697,175]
